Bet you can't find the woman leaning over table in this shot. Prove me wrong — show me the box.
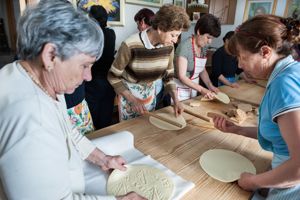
[212,15,300,199]
[0,1,146,199]
[107,4,190,121]
[174,14,221,102]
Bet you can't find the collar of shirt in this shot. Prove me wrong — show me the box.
[267,55,296,88]
[141,28,164,49]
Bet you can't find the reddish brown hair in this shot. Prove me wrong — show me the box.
[227,15,300,57]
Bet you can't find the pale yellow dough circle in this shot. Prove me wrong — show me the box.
[107,165,174,200]
[149,113,186,130]
[199,149,256,182]
[215,92,230,104]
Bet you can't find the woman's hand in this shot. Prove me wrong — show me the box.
[121,90,147,114]
[238,172,258,191]
[129,96,147,114]
[173,101,184,117]
[200,87,215,99]
[116,192,147,200]
[209,85,220,93]
[212,115,240,134]
[101,155,127,171]
[87,148,126,172]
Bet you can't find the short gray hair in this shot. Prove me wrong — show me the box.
[17,0,103,61]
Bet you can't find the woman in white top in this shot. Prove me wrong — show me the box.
[0,1,145,199]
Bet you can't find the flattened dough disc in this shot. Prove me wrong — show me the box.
[107,165,174,200]
[149,113,186,130]
[215,92,230,104]
[199,149,256,182]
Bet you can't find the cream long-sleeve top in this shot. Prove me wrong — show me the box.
[0,62,116,200]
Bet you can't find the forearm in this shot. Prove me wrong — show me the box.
[253,159,300,188]
[199,70,214,90]
[169,89,180,104]
[236,126,258,139]
[86,148,107,167]
[73,193,116,200]
[179,76,205,93]
[218,74,232,86]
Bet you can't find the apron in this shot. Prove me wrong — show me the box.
[175,36,207,101]
[118,80,156,121]
[67,99,94,135]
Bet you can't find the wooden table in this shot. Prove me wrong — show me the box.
[219,80,266,106]
[88,81,272,200]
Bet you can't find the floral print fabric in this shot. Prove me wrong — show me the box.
[119,81,156,121]
[67,99,94,135]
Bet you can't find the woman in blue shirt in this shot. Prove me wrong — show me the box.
[212,15,300,199]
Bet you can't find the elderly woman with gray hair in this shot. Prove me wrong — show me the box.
[0,1,145,200]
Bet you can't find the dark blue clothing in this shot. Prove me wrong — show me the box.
[65,83,85,109]
[85,27,116,129]
[85,79,115,129]
[211,46,243,87]
[91,27,116,79]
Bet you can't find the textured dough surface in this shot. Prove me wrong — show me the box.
[107,165,174,200]
[199,149,256,182]
[149,113,186,130]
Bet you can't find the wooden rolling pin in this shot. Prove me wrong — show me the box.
[183,105,210,122]
[207,112,236,124]
[146,112,184,128]
[228,96,260,107]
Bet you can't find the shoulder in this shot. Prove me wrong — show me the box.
[176,37,191,56]
[124,33,142,46]
[104,27,115,35]
[213,46,224,57]
[268,61,300,116]
[178,37,192,48]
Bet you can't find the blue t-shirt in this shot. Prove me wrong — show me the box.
[258,55,300,156]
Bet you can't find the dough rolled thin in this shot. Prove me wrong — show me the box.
[107,165,174,200]
[199,149,256,182]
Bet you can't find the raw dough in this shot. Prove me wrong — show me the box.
[199,149,256,182]
[224,109,247,124]
[215,92,230,104]
[107,165,174,200]
[237,103,252,112]
[189,100,201,107]
[149,112,186,130]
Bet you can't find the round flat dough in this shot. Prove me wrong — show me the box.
[149,113,186,130]
[215,92,230,104]
[107,165,174,200]
[199,149,256,182]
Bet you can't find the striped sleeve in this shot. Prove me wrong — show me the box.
[163,48,176,93]
[107,42,132,94]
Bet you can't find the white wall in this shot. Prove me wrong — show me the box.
[112,0,288,50]
[111,4,158,50]
[111,0,172,50]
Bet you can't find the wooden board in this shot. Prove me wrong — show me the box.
[219,80,265,106]
[87,81,271,200]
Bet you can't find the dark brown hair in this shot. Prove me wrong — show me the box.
[152,4,190,32]
[227,15,300,57]
[134,8,154,26]
[194,13,221,37]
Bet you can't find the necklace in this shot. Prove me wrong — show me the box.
[20,61,55,100]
